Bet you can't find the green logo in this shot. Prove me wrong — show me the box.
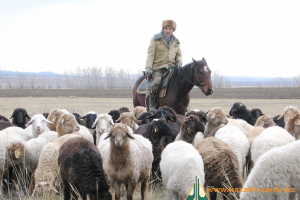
[185,176,209,200]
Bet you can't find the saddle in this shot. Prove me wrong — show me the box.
[136,70,174,97]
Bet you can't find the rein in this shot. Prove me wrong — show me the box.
[180,64,211,91]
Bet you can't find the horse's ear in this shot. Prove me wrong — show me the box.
[202,57,207,64]
[192,58,197,66]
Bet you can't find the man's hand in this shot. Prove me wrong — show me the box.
[176,60,182,67]
[145,68,151,78]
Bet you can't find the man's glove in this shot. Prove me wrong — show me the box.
[145,67,151,78]
[176,60,182,67]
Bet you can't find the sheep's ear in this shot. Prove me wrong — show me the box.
[109,118,114,125]
[256,120,264,127]
[116,116,122,122]
[10,113,15,119]
[25,113,31,119]
[104,132,112,140]
[92,119,99,128]
[25,119,34,127]
[126,132,135,140]
[44,119,53,124]
[79,116,87,119]
[295,120,300,126]
[277,115,284,120]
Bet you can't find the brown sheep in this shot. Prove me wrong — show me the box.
[116,112,140,131]
[254,114,276,128]
[277,106,299,124]
[47,109,69,131]
[195,137,242,200]
[285,113,300,139]
[175,115,205,146]
[132,106,147,119]
[58,137,112,200]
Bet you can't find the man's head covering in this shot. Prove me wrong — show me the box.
[162,20,176,31]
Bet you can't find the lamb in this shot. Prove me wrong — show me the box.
[98,124,153,200]
[25,114,53,138]
[214,125,250,178]
[107,109,121,123]
[58,137,112,200]
[251,126,295,165]
[10,108,31,128]
[285,113,300,140]
[116,111,140,131]
[132,106,147,119]
[229,102,254,125]
[160,141,205,200]
[7,131,58,174]
[91,113,114,146]
[254,114,276,128]
[47,108,69,131]
[195,137,242,200]
[175,114,205,147]
[240,140,300,200]
[138,118,172,183]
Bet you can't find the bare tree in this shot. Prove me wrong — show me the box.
[212,71,225,88]
[104,67,116,88]
[28,73,36,89]
[16,73,27,89]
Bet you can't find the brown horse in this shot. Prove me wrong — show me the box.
[133,58,214,115]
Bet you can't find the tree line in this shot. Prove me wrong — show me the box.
[0,67,299,89]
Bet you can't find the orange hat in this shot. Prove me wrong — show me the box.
[162,20,176,31]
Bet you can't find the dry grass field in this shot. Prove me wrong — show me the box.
[0,87,299,200]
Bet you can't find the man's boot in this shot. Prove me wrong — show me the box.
[149,94,158,113]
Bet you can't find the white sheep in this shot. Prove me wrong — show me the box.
[240,140,300,200]
[91,113,114,146]
[251,126,295,165]
[25,114,53,138]
[31,114,94,195]
[214,125,250,178]
[160,141,205,200]
[98,123,153,200]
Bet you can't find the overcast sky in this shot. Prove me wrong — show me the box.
[1,0,300,77]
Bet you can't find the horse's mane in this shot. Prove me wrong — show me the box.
[173,60,205,86]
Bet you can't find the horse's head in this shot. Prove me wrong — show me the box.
[192,57,214,95]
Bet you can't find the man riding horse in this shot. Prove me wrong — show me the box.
[145,19,182,112]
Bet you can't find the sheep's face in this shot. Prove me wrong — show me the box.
[183,115,205,135]
[26,114,52,133]
[150,118,172,137]
[59,114,80,134]
[207,107,228,125]
[105,124,135,147]
[97,117,113,134]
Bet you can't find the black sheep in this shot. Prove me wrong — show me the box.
[107,110,121,123]
[137,112,153,125]
[250,108,264,124]
[80,112,97,144]
[118,107,130,113]
[58,137,112,200]
[141,118,172,184]
[10,108,31,128]
[229,102,255,125]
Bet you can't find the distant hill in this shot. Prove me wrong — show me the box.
[0,70,62,76]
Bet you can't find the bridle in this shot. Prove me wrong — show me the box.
[180,63,211,91]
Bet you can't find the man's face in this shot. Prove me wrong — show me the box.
[163,26,174,37]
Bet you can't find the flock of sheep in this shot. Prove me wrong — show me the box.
[0,103,300,200]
